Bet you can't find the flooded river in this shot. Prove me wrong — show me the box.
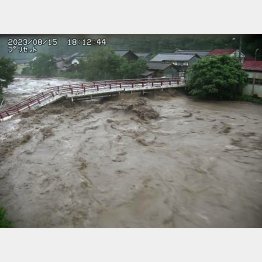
[0,78,262,227]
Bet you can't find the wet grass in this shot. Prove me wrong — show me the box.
[238,95,262,104]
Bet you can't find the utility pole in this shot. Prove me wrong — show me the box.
[252,48,259,95]
[239,35,242,63]
[255,48,259,60]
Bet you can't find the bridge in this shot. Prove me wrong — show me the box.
[0,77,185,121]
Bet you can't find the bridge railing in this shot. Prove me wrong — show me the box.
[67,77,184,94]
[0,77,184,120]
[41,77,183,95]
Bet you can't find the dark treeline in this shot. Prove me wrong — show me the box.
[0,35,261,61]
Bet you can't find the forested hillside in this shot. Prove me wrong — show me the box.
[0,34,261,61]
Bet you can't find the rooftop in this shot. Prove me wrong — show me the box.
[243,60,262,72]
[174,50,210,57]
[141,70,154,77]
[135,52,151,58]
[244,55,255,61]
[114,50,129,56]
[150,53,197,62]
[208,49,236,55]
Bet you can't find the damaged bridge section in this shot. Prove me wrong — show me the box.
[0,77,185,121]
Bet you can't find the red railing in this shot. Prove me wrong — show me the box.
[0,77,184,121]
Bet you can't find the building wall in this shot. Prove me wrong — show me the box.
[243,84,262,97]
[246,71,262,80]
[124,52,138,61]
[71,58,80,65]
[188,56,199,66]
[243,71,262,97]
[230,51,245,64]
[163,67,178,77]
[153,67,178,78]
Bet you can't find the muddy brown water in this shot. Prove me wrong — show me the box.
[0,89,262,227]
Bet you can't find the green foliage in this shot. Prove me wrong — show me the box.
[239,94,262,104]
[30,53,56,77]
[56,70,83,79]
[118,58,147,79]
[21,66,32,76]
[83,47,122,80]
[0,57,16,103]
[0,57,16,87]
[81,47,147,81]
[0,35,261,61]
[0,89,3,103]
[0,207,13,228]
[186,55,248,100]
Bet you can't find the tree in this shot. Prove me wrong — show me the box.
[30,53,56,77]
[118,58,147,79]
[0,57,16,102]
[186,55,248,100]
[82,47,147,81]
[83,47,123,81]
[0,57,16,87]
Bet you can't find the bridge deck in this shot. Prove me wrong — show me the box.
[0,77,185,121]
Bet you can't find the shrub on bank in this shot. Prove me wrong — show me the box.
[186,55,248,100]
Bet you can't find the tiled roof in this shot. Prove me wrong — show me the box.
[243,60,262,72]
[244,55,255,61]
[141,70,154,77]
[208,49,236,55]
[114,50,138,59]
[114,50,129,56]
[135,52,150,58]
[150,53,196,62]
[174,50,209,57]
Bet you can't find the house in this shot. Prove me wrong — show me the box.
[71,58,80,65]
[54,53,86,72]
[114,50,138,61]
[140,70,155,78]
[55,60,70,72]
[242,60,262,97]
[150,53,200,76]
[134,52,151,61]
[141,62,178,78]
[150,53,199,65]
[174,50,210,58]
[69,53,86,65]
[208,49,245,63]
[54,56,68,71]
